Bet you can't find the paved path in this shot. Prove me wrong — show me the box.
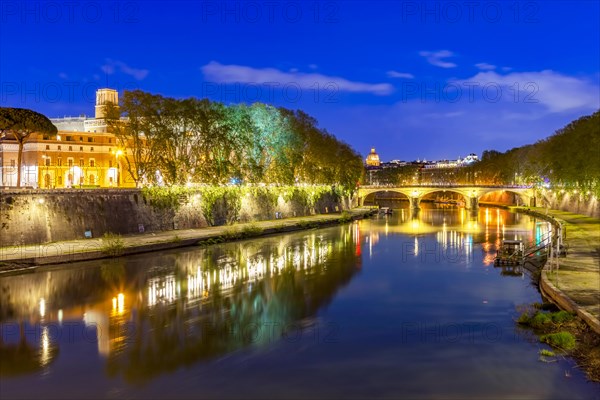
[0,209,374,270]
[514,206,600,333]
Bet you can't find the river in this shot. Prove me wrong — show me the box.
[1,206,598,399]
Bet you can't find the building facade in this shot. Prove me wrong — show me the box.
[0,89,134,188]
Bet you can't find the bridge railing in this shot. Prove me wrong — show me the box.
[359,184,534,189]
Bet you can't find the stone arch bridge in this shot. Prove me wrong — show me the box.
[358,185,536,210]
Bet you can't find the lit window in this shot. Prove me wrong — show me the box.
[45,158,50,166]
[45,145,50,150]
[90,159,95,167]
[79,159,84,167]
[57,158,62,167]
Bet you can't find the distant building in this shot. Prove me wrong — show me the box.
[423,153,479,169]
[365,148,381,167]
[0,88,134,188]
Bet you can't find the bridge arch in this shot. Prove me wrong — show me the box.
[419,189,468,205]
[362,190,410,207]
[477,189,532,207]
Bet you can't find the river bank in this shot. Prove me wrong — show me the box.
[0,208,375,274]
[510,206,600,334]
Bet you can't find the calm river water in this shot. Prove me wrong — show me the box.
[1,206,598,399]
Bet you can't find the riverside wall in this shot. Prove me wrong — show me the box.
[479,190,599,218]
[0,188,348,247]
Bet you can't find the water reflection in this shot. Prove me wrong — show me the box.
[1,206,574,398]
[0,225,361,382]
[362,205,552,270]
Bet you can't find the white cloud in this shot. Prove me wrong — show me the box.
[201,61,394,95]
[475,63,496,71]
[456,70,600,112]
[419,50,457,68]
[101,59,149,81]
[387,70,414,79]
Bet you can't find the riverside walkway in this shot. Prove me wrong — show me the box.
[0,208,374,272]
[515,206,600,334]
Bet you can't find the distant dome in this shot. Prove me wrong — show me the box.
[366,147,381,166]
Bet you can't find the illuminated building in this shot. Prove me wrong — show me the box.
[0,89,134,188]
[365,147,381,167]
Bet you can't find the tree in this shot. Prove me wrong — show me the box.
[0,108,57,187]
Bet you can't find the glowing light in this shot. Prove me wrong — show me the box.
[117,293,124,314]
[39,298,46,318]
[40,326,51,366]
[38,198,45,204]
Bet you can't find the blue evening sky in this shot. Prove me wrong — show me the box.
[1,0,599,161]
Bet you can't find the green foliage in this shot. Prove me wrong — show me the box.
[529,312,553,329]
[551,311,576,325]
[221,226,241,241]
[467,111,600,195]
[241,222,263,237]
[108,90,364,189]
[101,232,125,256]
[517,312,532,324]
[198,186,242,225]
[539,349,556,357]
[540,332,576,350]
[339,211,353,223]
[298,220,319,229]
[141,186,189,210]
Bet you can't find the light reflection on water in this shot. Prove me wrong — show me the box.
[0,206,597,399]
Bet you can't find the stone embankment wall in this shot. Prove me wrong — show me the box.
[0,187,348,247]
[479,190,598,218]
[537,192,599,218]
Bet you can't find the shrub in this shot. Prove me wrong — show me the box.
[101,233,125,256]
[222,226,241,240]
[539,349,556,357]
[529,312,553,329]
[339,211,353,223]
[517,312,531,324]
[551,311,575,325]
[241,222,263,237]
[540,332,576,350]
